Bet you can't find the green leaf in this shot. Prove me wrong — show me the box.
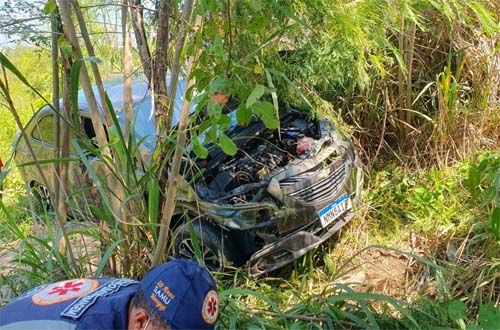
[467,164,480,202]
[148,176,160,241]
[248,16,269,33]
[192,136,209,159]
[490,207,500,241]
[198,119,212,137]
[447,300,467,321]
[43,0,57,14]
[246,84,265,108]
[466,325,481,330]
[265,69,279,118]
[219,288,280,311]
[207,125,217,143]
[495,167,500,199]
[59,36,72,57]
[213,35,224,60]
[253,101,279,129]
[201,0,217,13]
[467,2,500,37]
[327,291,422,330]
[95,239,124,277]
[236,103,252,126]
[210,76,231,94]
[218,114,232,130]
[248,0,263,12]
[0,52,35,92]
[188,222,203,264]
[219,133,237,156]
[478,302,500,330]
[207,101,220,119]
[276,3,310,28]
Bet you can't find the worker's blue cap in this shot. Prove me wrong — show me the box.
[140,260,219,329]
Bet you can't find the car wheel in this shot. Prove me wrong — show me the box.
[31,182,53,213]
[172,220,231,272]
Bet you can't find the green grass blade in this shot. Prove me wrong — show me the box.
[94,239,124,277]
[220,288,280,312]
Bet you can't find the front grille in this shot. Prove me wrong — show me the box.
[282,162,347,204]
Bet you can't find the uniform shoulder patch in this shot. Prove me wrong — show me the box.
[201,289,219,325]
[32,279,99,306]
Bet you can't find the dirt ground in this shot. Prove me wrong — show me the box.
[0,221,101,277]
[333,234,433,301]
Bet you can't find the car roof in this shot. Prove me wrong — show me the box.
[22,74,194,154]
[75,76,150,113]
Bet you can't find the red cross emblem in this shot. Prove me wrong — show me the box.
[48,281,84,296]
[202,290,219,324]
[32,279,99,306]
[207,296,217,316]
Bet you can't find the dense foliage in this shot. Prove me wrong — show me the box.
[0,0,499,328]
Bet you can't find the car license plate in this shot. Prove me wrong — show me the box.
[318,194,352,228]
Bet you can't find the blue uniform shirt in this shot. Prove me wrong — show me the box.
[0,278,139,330]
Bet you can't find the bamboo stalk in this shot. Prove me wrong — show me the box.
[129,0,152,80]
[58,0,123,275]
[152,13,202,267]
[166,0,193,130]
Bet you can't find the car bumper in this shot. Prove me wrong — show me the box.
[247,211,355,276]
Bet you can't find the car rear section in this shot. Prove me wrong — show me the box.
[186,109,362,275]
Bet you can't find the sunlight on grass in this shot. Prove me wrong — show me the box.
[0,168,32,242]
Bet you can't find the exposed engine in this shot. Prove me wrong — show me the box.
[194,110,323,204]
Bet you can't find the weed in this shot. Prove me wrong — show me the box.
[464,152,500,241]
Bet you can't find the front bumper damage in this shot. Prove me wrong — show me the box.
[247,211,355,276]
[184,109,362,274]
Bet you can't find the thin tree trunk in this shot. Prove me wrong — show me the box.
[60,36,75,232]
[70,0,112,126]
[51,11,72,257]
[120,0,134,270]
[154,0,171,135]
[51,11,64,231]
[73,1,134,271]
[152,0,171,221]
[57,0,122,275]
[152,14,202,266]
[166,0,193,129]
[57,1,109,158]
[122,0,133,138]
[129,0,152,80]
[405,22,416,128]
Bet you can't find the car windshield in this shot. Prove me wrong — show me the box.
[132,79,239,152]
[132,78,194,151]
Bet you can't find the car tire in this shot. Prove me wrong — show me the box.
[172,220,232,272]
[30,182,53,213]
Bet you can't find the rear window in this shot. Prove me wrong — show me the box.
[31,114,55,145]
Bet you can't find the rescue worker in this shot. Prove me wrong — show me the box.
[0,259,219,330]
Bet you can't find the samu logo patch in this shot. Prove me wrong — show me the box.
[201,290,219,324]
[32,279,99,306]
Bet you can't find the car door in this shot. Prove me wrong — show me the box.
[14,106,106,214]
[14,107,59,196]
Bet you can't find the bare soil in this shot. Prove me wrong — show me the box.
[334,234,432,302]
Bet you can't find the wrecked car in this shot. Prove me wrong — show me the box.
[173,108,363,275]
[11,78,363,275]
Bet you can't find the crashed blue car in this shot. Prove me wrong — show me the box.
[11,77,363,275]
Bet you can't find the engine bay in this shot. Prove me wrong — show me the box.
[194,110,325,204]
